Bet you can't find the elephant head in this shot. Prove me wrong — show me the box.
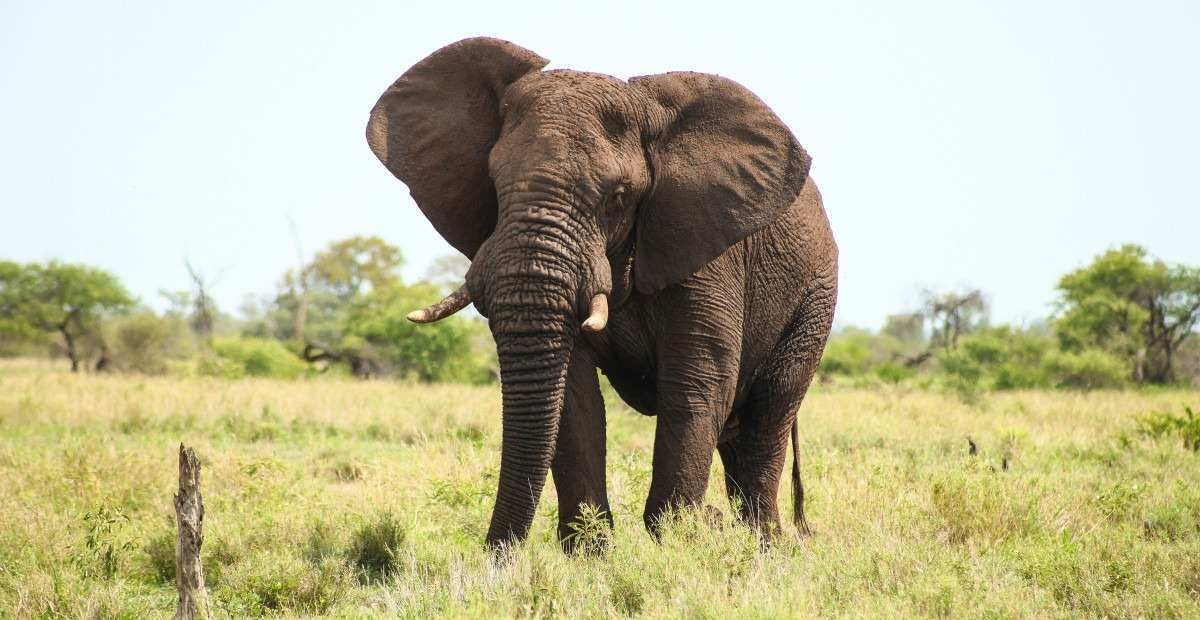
[366,37,810,548]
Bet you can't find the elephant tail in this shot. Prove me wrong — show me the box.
[791,419,812,536]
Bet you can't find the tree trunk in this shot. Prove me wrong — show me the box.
[174,444,210,620]
[59,325,79,372]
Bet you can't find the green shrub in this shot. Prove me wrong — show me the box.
[219,552,352,615]
[1041,349,1128,390]
[346,511,406,582]
[196,354,244,379]
[1136,405,1200,451]
[875,361,916,384]
[73,506,136,580]
[142,528,231,586]
[938,326,1053,392]
[304,521,342,565]
[820,333,874,376]
[106,312,192,374]
[143,531,175,584]
[201,337,307,379]
[342,283,495,384]
[1142,485,1200,542]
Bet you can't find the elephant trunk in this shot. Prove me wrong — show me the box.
[480,255,581,549]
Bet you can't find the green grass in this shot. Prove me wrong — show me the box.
[0,358,1198,617]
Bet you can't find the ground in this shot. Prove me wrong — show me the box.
[0,359,1198,618]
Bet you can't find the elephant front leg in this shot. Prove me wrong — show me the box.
[551,344,612,553]
[643,408,723,534]
[642,309,742,534]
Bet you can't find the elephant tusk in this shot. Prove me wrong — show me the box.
[407,284,472,323]
[581,293,609,332]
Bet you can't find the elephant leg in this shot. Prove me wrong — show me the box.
[736,294,833,539]
[551,343,611,552]
[643,409,722,535]
[642,276,743,535]
[730,385,798,537]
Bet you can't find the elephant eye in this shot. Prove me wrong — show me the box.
[609,184,628,206]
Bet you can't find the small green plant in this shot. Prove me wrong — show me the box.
[347,511,406,582]
[74,506,135,580]
[428,476,490,509]
[874,362,916,385]
[930,472,1036,545]
[1136,405,1200,451]
[562,504,611,555]
[1141,482,1200,542]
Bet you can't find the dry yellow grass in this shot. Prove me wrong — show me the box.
[0,359,1198,617]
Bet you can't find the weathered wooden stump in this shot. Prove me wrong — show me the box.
[174,444,210,620]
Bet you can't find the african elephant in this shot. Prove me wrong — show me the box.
[366,37,837,551]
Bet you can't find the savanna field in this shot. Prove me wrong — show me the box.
[1,359,1198,618]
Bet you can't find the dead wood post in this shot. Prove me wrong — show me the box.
[174,444,210,620]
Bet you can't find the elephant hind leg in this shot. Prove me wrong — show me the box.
[728,394,790,536]
[735,295,833,538]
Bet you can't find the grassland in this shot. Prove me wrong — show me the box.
[0,358,1198,618]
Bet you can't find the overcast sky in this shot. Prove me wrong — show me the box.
[2,1,1197,328]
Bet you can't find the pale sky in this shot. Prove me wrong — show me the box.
[2,1,1197,329]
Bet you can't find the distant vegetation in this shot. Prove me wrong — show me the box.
[2,242,1197,392]
[0,236,495,383]
[820,244,1200,394]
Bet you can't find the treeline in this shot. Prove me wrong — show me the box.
[2,242,1197,390]
[0,236,495,383]
[821,244,1200,392]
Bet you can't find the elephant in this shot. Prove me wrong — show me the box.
[366,37,838,551]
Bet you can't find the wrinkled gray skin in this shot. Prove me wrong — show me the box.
[366,38,837,552]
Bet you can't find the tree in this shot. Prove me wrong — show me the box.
[921,289,988,351]
[265,236,406,344]
[305,236,404,301]
[184,259,217,343]
[0,261,133,371]
[341,282,493,383]
[1055,244,1200,384]
[425,254,471,292]
[881,312,925,344]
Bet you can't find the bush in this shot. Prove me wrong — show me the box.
[1136,405,1200,452]
[820,332,874,376]
[938,327,1053,392]
[346,511,406,582]
[218,552,352,615]
[874,361,916,384]
[819,327,921,382]
[105,312,192,374]
[342,283,495,384]
[200,337,307,379]
[1041,349,1128,390]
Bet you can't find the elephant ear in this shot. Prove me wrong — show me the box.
[366,38,548,258]
[630,72,811,293]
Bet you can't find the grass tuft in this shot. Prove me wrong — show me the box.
[347,511,407,582]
